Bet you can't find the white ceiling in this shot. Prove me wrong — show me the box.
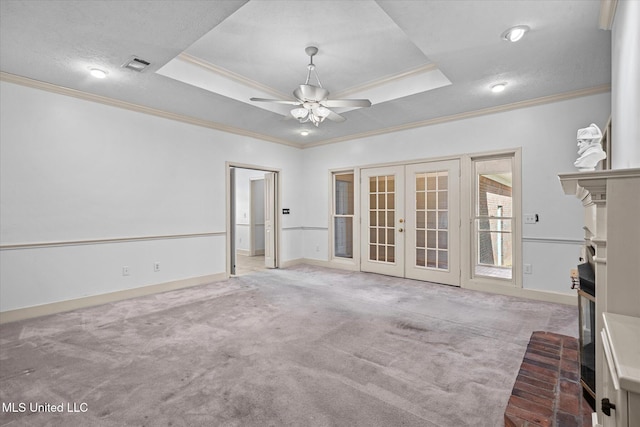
[0,1,611,147]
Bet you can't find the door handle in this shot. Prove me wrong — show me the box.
[398,228,404,233]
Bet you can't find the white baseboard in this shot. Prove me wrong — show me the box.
[279,258,307,268]
[0,273,227,324]
[282,260,577,305]
[2,263,576,324]
[238,249,265,256]
[463,280,578,306]
[280,258,342,269]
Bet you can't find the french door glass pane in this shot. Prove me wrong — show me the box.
[387,246,395,263]
[369,174,396,263]
[427,249,437,268]
[415,171,449,270]
[474,157,513,280]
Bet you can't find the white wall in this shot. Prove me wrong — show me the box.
[0,81,303,312]
[611,0,640,168]
[0,78,612,312]
[301,93,611,296]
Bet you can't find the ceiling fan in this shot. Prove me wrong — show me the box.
[250,46,372,127]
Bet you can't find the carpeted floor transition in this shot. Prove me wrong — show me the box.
[0,265,578,426]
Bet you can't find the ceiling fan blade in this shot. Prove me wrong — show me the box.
[294,84,329,102]
[326,110,346,122]
[250,97,300,105]
[323,99,372,108]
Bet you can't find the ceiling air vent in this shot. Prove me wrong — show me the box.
[122,56,151,72]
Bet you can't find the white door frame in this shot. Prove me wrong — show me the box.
[226,162,281,276]
[263,171,277,269]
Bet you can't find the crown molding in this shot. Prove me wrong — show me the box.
[177,53,291,100]
[599,0,618,30]
[1,72,610,152]
[302,84,612,149]
[333,63,440,99]
[181,53,440,104]
[0,72,302,149]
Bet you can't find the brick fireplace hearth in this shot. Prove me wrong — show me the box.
[505,331,593,427]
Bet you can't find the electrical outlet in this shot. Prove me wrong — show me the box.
[122,266,130,276]
[524,264,533,274]
[524,214,538,224]
[153,262,160,272]
[316,245,320,252]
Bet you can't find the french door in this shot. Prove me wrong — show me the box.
[360,160,460,286]
[360,166,405,277]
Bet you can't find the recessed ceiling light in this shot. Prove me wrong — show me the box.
[491,83,507,93]
[300,131,309,136]
[502,25,529,42]
[89,68,107,79]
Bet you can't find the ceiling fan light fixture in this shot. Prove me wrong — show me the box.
[291,108,308,120]
[251,46,370,127]
[315,106,331,118]
[502,25,529,42]
[310,114,320,126]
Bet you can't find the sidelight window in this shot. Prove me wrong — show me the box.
[473,156,514,280]
[333,172,354,258]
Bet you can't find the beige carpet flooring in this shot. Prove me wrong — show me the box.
[0,265,577,426]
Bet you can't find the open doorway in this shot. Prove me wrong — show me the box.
[227,164,280,276]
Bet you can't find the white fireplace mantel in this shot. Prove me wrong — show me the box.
[559,168,640,207]
[558,168,640,426]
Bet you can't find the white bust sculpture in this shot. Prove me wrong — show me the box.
[574,123,606,171]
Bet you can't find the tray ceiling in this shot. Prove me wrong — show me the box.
[0,0,611,147]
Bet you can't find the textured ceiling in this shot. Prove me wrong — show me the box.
[0,0,611,147]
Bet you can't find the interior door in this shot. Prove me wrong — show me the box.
[405,160,460,285]
[360,166,405,277]
[360,160,460,286]
[264,172,277,268]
